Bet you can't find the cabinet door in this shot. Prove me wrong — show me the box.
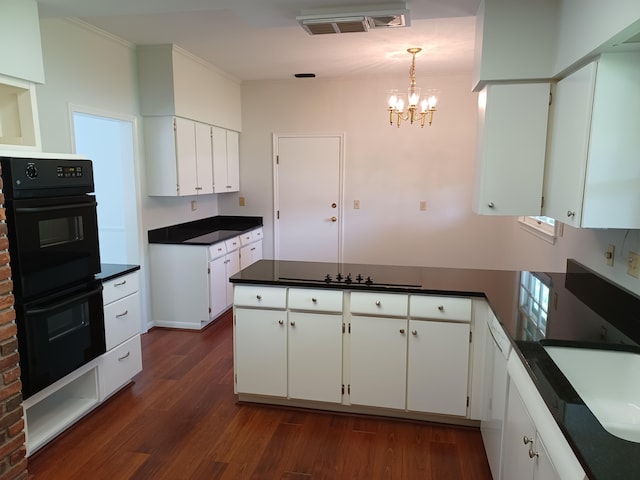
[473,83,550,215]
[503,379,536,480]
[288,312,343,403]
[235,308,287,397]
[350,316,407,409]
[226,130,240,192]
[533,432,561,480]
[543,62,597,227]
[212,126,229,193]
[209,255,228,319]
[174,117,199,196]
[407,320,470,416]
[194,121,213,194]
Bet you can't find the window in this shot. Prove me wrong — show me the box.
[518,271,551,341]
[518,215,560,244]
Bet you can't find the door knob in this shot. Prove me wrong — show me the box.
[331,216,337,222]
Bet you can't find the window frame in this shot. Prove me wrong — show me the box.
[518,215,560,244]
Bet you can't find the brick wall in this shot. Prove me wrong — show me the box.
[0,176,28,479]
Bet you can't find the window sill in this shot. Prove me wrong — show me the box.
[518,217,558,245]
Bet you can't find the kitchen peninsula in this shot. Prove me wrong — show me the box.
[230,259,640,480]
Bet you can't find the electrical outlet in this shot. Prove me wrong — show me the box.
[239,196,246,206]
[190,200,197,211]
[605,244,615,267]
[420,201,427,211]
[627,251,640,278]
[354,199,360,209]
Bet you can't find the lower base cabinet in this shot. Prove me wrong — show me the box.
[503,378,560,480]
[99,335,143,400]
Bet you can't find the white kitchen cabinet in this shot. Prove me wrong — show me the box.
[239,227,263,270]
[349,315,408,410]
[407,296,471,416]
[288,311,343,403]
[543,52,640,228]
[234,286,288,397]
[150,237,244,329]
[144,116,213,197]
[504,353,587,480]
[209,239,241,319]
[234,286,343,403]
[503,378,561,480]
[407,320,470,416]
[473,82,550,215]
[212,126,240,193]
[100,270,142,400]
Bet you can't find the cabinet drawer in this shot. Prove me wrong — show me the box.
[209,242,227,259]
[234,285,287,309]
[102,271,140,306]
[409,295,471,322]
[225,236,240,251]
[251,228,263,242]
[239,231,254,246]
[350,292,408,317]
[104,293,141,350]
[99,335,142,400]
[288,288,343,312]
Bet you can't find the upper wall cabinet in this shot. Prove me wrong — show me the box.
[212,127,240,193]
[137,45,241,132]
[0,0,45,84]
[473,82,550,216]
[144,116,214,197]
[472,0,557,91]
[543,52,640,229]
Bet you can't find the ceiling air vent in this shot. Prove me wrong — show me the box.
[297,3,409,35]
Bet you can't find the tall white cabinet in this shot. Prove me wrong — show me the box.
[212,126,240,193]
[543,52,640,228]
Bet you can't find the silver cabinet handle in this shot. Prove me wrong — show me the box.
[567,210,575,218]
[528,448,539,459]
[412,330,417,336]
[290,321,296,327]
[437,305,444,311]
[118,351,131,361]
[278,320,284,325]
[523,435,533,445]
[115,310,129,318]
[399,328,405,334]
[375,300,381,306]
[311,298,317,303]
[488,202,494,208]
[114,280,127,287]
[256,294,262,300]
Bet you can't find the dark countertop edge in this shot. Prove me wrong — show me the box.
[148,215,263,245]
[97,263,141,282]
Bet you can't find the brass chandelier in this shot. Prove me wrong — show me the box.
[386,47,438,128]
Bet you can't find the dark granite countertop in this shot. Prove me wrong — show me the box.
[230,258,640,480]
[96,263,140,282]
[148,215,262,245]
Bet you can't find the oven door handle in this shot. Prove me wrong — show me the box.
[15,200,98,213]
[26,285,103,315]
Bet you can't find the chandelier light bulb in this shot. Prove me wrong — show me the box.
[387,89,399,109]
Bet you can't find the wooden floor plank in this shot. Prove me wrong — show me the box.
[27,310,492,480]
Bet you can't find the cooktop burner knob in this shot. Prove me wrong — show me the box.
[356,274,363,283]
[345,273,352,284]
[336,273,343,282]
[365,276,373,286]
[324,274,332,283]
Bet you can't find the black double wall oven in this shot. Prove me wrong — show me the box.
[1,156,105,399]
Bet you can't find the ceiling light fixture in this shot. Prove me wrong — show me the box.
[386,48,439,128]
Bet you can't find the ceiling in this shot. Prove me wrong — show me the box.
[36,0,480,82]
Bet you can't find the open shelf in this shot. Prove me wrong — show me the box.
[0,75,40,149]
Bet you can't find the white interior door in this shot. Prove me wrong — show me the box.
[274,134,343,262]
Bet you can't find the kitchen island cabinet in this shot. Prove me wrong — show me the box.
[543,52,640,228]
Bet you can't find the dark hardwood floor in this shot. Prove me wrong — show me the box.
[27,310,493,480]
